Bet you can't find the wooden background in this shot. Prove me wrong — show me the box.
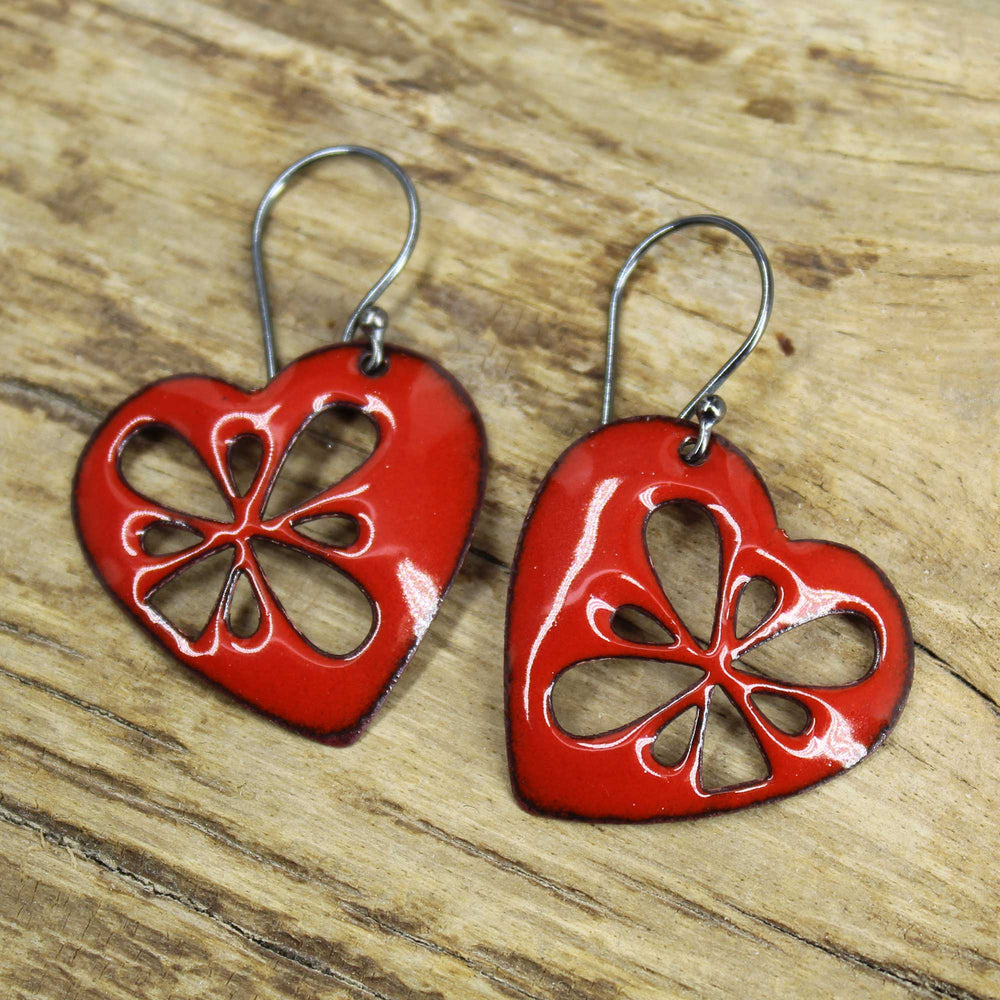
[2,0,998,997]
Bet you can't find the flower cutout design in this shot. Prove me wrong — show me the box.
[556,539,877,790]
[75,345,486,741]
[123,413,376,657]
[506,417,912,820]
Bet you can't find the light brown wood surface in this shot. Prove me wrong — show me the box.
[2,1,999,997]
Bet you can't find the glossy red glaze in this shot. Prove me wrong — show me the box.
[506,417,912,820]
[75,344,486,743]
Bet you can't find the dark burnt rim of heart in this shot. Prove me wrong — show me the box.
[71,342,489,745]
[503,414,914,823]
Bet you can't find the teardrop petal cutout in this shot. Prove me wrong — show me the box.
[552,658,705,737]
[264,405,377,518]
[120,424,231,520]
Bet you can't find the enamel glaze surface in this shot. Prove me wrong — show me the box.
[506,417,912,820]
[75,344,486,743]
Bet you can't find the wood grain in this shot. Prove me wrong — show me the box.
[1,0,998,997]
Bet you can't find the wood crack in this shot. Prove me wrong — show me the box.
[0,616,85,659]
[730,906,991,1000]
[4,736,364,897]
[372,796,614,919]
[915,641,1000,719]
[607,870,767,945]
[91,2,229,59]
[817,147,998,176]
[2,0,998,995]
[0,799,423,1000]
[436,131,586,192]
[0,375,101,434]
[0,797,554,1000]
[469,545,511,571]
[856,469,900,499]
[0,661,187,753]
[337,901,545,1000]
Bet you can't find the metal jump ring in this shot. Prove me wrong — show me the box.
[250,145,420,381]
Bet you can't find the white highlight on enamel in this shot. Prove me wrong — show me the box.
[526,476,621,718]
[397,557,438,639]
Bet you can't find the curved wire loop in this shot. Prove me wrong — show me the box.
[251,145,420,380]
[602,215,774,457]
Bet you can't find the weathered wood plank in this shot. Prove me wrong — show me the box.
[1,0,998,997]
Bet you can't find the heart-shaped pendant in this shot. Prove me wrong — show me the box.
[76,344,485,742]
[506,417,911,820]
[73,146,487,743]
[505,214,913,820]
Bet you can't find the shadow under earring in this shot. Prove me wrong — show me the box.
[74,146,487,744]
[505,215,911,820]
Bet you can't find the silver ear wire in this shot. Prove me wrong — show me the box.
[603,214,773,461]
[251,145,420,381]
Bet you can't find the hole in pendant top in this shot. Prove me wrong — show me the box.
[228,434,264,497]
[645,500,721,649]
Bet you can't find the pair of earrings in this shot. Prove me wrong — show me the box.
[74,147,912,821]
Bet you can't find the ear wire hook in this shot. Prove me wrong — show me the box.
[603,214,774,461]
[251,145,421,381]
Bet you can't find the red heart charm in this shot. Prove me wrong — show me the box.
[75,344,486,743]
[506,417,912,820]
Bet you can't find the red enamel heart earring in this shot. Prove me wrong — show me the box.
[506,215,912,820]
[74,146,486,744]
